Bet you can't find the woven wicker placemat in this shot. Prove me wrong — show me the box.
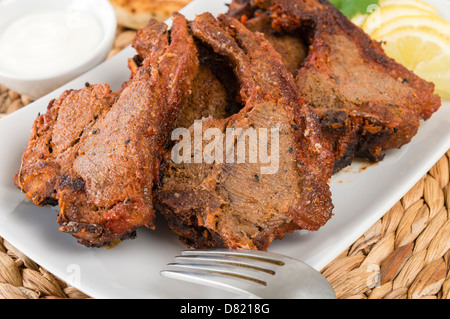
[1,26,449,300]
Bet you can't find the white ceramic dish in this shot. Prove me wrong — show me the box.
[0,0,449,299]
[0,0,116,100]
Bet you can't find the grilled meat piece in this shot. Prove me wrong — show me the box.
[237,10,308,75]
[156,13,334,250]
[14,14,199,247]
[228,0,441,172]
[133,23,241,129]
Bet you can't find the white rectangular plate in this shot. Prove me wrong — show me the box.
[0,0,449,299]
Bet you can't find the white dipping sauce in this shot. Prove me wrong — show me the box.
[0,10,103,77]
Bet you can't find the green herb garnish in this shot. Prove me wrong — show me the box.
[329,0,380,19]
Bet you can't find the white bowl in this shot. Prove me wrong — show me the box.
[0,0,116,100]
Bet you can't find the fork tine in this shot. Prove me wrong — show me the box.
[162,249,336,299]
[181,248,290,267]
[182,249,286,265]
[165,262,270,285]
[160,267,263,298]
[174,255,277,274]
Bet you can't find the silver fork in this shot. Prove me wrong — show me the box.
[160,249,336,299]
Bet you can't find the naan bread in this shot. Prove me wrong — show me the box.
[110,0,191,29]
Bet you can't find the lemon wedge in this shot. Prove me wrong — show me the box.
[351,13,368,27]
[380,26,450,99]
[361,5,435,35]
[371,14,450,39]
[351,0,438,28]
[378,0,438,13]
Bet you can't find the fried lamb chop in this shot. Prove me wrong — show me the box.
[156,13,334,250]
[14,14,199,247]
[228,0,442,172]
